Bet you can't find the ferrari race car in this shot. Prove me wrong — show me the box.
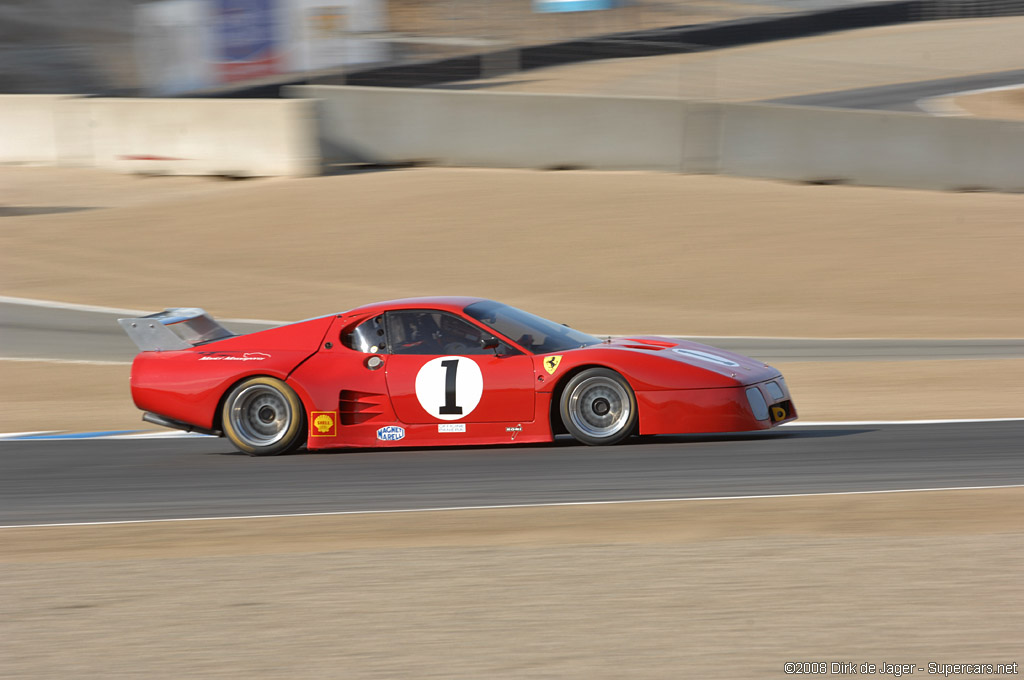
[120,297,796,456]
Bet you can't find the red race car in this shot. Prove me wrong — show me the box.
[120,297,796,456]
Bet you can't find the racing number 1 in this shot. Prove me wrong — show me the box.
[413,356,482,421]
[439,359,463,415]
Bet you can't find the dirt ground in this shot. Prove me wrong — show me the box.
[954,86,1024,121]
[3,490,1022,678]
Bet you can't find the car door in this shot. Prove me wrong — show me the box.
[382,309,536,424]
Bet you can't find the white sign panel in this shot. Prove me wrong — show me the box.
[135,0,215,95]
[291,0,388,71]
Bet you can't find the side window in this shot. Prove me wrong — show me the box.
[386,311,445,355]
[343,316,386,353]
[386,310,518,356]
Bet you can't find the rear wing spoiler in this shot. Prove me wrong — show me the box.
[118,308,235,352]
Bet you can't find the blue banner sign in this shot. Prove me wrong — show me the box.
[534,0,617,12]
[213,0,283,81]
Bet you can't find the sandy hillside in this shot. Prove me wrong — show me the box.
[4,166,1024,339]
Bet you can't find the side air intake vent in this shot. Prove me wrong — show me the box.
[339,390,388,425]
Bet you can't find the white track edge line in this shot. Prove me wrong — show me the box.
[3,417,1021,441]
[0,296,284,326]
[4,484,1024,530]
[0,295,151,315]
[0,357,131,366]
[780,417,1024,426]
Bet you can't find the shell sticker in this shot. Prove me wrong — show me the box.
[311,411,337,437]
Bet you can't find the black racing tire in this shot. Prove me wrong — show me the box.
[559,368,638,446]
[221,376,306,456]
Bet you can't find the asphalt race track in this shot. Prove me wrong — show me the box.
[2,420,1022,526]
[767,68,1024,112]
[3,298,1023,528]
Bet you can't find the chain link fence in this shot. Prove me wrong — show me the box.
[917,0,1024,18]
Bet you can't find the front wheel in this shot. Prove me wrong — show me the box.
[559,368,638,446]
[222,376,306,456]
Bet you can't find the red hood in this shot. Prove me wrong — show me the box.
[602,336,780,384]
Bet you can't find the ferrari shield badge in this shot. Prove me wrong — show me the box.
[543,355,562,375]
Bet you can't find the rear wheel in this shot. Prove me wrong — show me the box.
[222,376,305,456]
[559,368,637,446]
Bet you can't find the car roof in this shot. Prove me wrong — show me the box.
[342,296,491,317]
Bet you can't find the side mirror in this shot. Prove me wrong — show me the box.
[481,335,504,356]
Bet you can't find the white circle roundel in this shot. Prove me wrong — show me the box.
[414,356,483,421]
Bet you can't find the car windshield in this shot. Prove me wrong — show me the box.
[464,300,602,354]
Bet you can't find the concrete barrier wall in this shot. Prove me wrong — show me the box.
[0,95,84,164]
[290,84,1024,192]
[79,98,320,177]
[717,102,1024,192]
[9,87,1024,188]
[289,85,693,172]
[2,96,319,177]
